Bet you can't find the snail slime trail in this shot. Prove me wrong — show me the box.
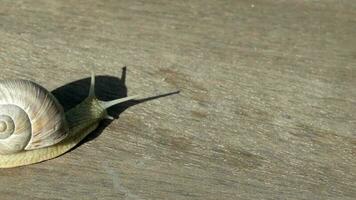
[0,72,139,168]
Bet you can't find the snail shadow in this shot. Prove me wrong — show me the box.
[51,67,179,148]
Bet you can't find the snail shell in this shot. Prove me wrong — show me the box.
[0,80,68,154]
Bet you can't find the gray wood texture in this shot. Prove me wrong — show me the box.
[0,0,355,199]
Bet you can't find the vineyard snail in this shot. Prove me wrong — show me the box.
[0,72,139,168]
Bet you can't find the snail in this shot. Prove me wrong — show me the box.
[0,72,139,168]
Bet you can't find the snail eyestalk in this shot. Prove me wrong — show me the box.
[99,95,140,109]
[88,71,139,109]
[88,71,96,98]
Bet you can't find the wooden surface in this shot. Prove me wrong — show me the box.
[0,1,355,199]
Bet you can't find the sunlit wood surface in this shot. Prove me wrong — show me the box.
[0,1,355,199]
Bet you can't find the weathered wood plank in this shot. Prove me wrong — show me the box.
[0,0,355,199]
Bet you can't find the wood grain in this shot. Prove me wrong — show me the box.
[0,0,355,199]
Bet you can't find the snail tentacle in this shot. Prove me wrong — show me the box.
[88,71,96,98]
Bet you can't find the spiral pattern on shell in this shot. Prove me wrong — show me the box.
[0,80,69,154]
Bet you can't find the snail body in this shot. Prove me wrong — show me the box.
[0,73,138,168]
